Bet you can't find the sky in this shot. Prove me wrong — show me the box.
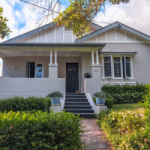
[0,0,150,75]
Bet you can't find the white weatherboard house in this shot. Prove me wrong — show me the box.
[0,21,150,100]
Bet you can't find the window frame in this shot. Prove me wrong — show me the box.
[124,56,133,79]
[35,62,44,78]
[103,55,112,79]
[102,55,133,79]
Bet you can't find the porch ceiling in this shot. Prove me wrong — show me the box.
[0,43,105,58]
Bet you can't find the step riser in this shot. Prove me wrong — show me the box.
[75,114,96,119]
[66,100,88,102]
[66,93,85,95]
[66,110,94,113]
[64,107,92,109]
[66,96,86,98]
[65,103,90,106]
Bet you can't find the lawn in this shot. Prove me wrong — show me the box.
[112,103,145,114]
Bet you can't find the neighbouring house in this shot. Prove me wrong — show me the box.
[0,21,150,99]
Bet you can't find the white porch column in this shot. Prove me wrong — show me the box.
[49,49,58,78]
[50,50,53,64]
[55,50,57,65]
[91,51,95,65]
[96,50,99,65]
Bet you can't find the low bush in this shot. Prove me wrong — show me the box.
[105,98,113,109]
[102,83,147,104]
[0,111,84,150]
[96,110,150,150]
[0,96,51,112]
[46,91,64,98]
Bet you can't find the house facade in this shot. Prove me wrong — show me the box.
[0,21,150,99]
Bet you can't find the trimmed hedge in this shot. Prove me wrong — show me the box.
[0,97,51,112]
[0,111,84,150]
[102,84,147,104]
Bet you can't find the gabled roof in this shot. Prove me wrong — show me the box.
[3,22,102,44]
[75,21,150,43]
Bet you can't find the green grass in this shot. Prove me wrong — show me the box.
[112,103,145,114]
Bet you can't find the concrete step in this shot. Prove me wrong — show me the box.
[64,105,92,109]
[65,102,90,106]
[65,109,94,113]
[66,95,86,99]
[66,93,85,96]
[65,99,88,102]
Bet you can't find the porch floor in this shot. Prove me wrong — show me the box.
[81,119,112,150]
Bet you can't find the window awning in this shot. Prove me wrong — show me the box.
[100,52,137,56]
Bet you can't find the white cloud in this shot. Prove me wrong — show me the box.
[95,0,150,36]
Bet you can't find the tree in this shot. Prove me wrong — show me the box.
[22,0,129,38]
[0,7,11,39]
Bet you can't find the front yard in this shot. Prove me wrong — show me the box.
[112,103,145,114]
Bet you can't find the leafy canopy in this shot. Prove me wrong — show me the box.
[0,7,11,39]
[54,0,130,38]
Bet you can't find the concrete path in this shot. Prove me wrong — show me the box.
[81,119,112,150]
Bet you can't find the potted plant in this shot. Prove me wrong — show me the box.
[93,92,107,105]
[46,91,64,105]
[84,73,91,78]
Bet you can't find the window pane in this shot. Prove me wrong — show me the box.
[125,57,131,77]
[104,57,111,77]
[36,64,43,78]
[114,57,121,77]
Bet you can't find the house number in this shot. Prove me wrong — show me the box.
[94,69,98,72]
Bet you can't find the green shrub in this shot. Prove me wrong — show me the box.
[93,92,107,99]
[101,83,147,104]
[46,91,64,98]
[84,72,91,78]
[96,110,150,150]
[105,98,113,109]
[0,97,51,112]
[0,111,84,150]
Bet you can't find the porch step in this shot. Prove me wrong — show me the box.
[66,95,86,99]
[65,99,88,102]
[65,102,90,106]
[66,93,85,95]
[64,105,92,109]
[65,109,94,113]
[64,93,96,119]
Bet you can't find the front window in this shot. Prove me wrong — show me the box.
[103,55,133,79]
[36,63,43,78]
[104,56,111,77]
[114,57,121,77]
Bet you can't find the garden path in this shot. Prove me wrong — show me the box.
[81,119,112,150]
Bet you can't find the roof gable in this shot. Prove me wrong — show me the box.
[75,22,150,43]
[3,22,101,44]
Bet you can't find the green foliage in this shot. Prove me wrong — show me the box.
[102,83,147,104]
[0,7,11,39]
[105,98,113,109]
[93,92,107,99]
[46,91,64,98]
[84,72,91,78]
[96,110,150,149]
[0,111,84,150]
[0,97,51,112]
[54,0,129,38]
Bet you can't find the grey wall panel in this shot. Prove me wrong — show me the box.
[116,29,125,41]
[29,34,37,43]
[38,31,46,43]
[64,32,73,43]
[0,78,65,99]
[47,28,55,43]
[56,26,63,43]
[107,29,115,41]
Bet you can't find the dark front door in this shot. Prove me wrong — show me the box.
[66,63,79,93]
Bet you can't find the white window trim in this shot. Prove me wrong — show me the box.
[113,56,123,79]
[103,55,112,79]
[124,56,133,79]
[35,62,44,78]
[102,55,134,80]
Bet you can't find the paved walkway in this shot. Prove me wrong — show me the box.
[81,119,112,150]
